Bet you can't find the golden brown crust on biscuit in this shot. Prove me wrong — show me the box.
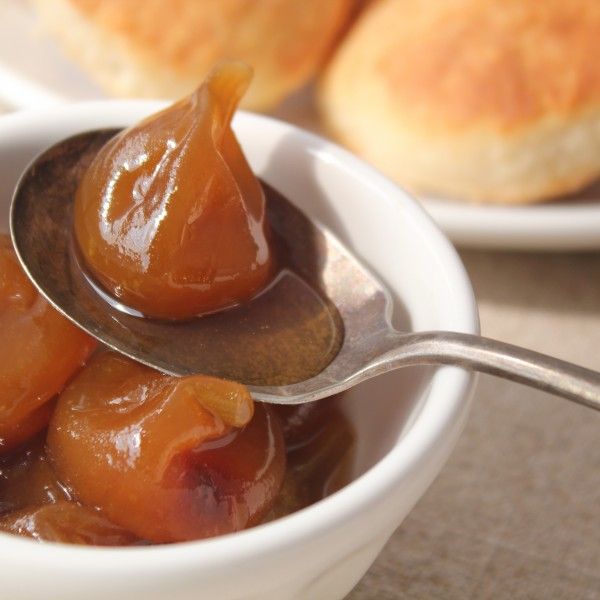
[320,0,600,203]
[375,0,600,132]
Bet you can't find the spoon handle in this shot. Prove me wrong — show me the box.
[382,331,600,411]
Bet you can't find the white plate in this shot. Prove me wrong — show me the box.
[1,0,600,251]
[422,189,600,251]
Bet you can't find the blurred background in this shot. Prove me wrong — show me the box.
[0,0,598,597]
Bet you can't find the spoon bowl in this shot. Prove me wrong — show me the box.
[10,128,347,390]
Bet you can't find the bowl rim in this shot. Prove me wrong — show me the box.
[0,102,479,573]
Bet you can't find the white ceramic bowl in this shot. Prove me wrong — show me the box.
[0,103,479,600]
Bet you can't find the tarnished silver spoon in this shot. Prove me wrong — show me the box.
[10,129,600,409]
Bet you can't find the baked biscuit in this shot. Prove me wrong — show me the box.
[320,0,600,203]
[32,0,354,111]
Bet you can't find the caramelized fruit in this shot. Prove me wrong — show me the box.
[0,502,138,546]
[0,432,137,545]
[74,62,273,319]
[47,352,285,542]
[0,434,69,515]
[0,235,96,453]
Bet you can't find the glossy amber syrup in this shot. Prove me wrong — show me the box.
[74,62,273,320]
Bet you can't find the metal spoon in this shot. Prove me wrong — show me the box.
[10,130,600,409]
